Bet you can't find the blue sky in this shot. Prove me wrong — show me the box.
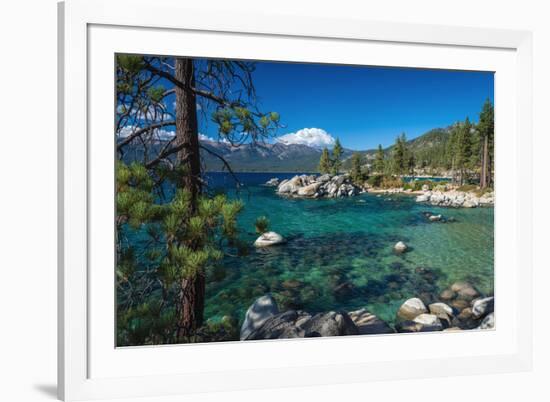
[198,61,494,150]
[123,59,494,151]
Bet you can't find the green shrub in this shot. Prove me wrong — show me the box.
[254,216,270,234]
[456,184,478,193]
[367,174,383,188]
[367,174,404,189]
[380,176,404,189]
[475,187,493,197]
[407,180,430,191]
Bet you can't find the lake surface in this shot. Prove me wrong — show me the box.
[202,172,494,325]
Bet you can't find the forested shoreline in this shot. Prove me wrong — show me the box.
[327,99,494,189]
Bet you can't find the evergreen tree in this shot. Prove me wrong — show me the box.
[478,99,494,188]
[116,161,243,345]
[450,118,473,185]
[392,133,407,175]
[318,147,332,174]
[350,152,363,184]
[407,153,416,175]
[331,138,343,175]
[116,55,281,341]
[374,144,385,174]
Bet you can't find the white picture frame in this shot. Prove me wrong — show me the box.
[58,0,533,400]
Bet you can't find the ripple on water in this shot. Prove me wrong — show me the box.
[204,187,494,326]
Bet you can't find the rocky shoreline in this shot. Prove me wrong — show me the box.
[240,281,494,340]
[415,189,494,208]
[265,174,494,208]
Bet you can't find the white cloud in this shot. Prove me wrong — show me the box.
[199,133,231,144]
[199,133,215,142]
[153,128,175,141]
[118,125,136,138]
[117,125,175,141]
[275,128,336,148]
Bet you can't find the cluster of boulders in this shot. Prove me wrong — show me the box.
[421,211,456,223]
[240,281,494,340]
[240,295,393,340]
[416,190,494,208]
[395,282,494,332]
[269,174,362,199]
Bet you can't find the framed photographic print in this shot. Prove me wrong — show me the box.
[58,0,533,400]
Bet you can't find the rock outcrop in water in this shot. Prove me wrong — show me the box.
[394,241,409,253]
[272,174,361,199]
[254,231,285,247]
[416,189,494,208]
[264,178,280,187]
[240,281,495,340]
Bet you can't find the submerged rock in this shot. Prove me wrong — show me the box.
[333,281,355,300]
[240,295,279,340]
[282,279,303,290]
[254,231,285,247]
[394,241,408,253]
[450,298,470,311]
[439,288,456,301]
[451,281,480,301]
[265,178,280,186]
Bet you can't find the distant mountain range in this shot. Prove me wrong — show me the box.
[200,141,356,172]
[121,127,451,173]
[201,127,451,172]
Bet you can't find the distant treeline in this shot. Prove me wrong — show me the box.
[332,99,494,188]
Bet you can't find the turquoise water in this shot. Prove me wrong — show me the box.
[204,173,494,325]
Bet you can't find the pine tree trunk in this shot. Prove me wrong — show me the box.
[480,135,488,189]
[173,57,204,338]
[174,57,201,203]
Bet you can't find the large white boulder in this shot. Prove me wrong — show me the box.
[240,295,279,340]
[348,308,394,334]
[450,281,480,301]
[429,302,454,317]
[254,231,285,247]
[413,313,441,326]
[397,297,427,321]
[463,199,479,208]
[415,194,430,203]
[472,297,494,319]
[297,182,322,197]
[277,176,302,194]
